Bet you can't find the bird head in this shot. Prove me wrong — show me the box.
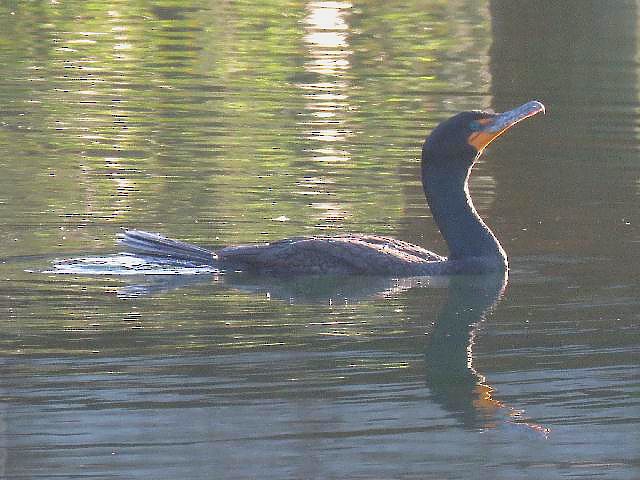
[422,101,545,170]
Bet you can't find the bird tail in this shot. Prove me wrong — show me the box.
[118,230,216,265]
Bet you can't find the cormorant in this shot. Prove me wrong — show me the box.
[120,101,544,275]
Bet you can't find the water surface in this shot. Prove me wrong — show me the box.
[1,1,638,479]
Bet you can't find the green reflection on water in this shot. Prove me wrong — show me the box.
[0,0,491,258]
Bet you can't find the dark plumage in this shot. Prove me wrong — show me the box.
[120,101,544,275]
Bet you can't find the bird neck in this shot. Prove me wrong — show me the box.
[422,162,506,267]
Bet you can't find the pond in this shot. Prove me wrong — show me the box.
[0,1,638,479]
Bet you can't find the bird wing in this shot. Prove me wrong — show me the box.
[217,235,443,275]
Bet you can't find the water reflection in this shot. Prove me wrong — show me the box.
[489,0,639,280]
[423,272,547,435]
[303,1,352,77]
[424,273,507,426]
[298,1,354,227]
[43,252,545,433]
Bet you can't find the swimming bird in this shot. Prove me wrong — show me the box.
[120,101,544,275]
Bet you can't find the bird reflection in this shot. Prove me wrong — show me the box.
[423,273,506,427]
[44,256,547,435]
[424,272,548,435]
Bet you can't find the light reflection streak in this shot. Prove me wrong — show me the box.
[299,1,354,226]
[78,10,139,221]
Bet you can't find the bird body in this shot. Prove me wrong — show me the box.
[120,101,544,276]
[122,230,444,275]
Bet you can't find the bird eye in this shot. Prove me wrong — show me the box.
[469,121,481,131]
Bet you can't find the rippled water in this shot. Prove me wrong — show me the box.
[1,1,639,479]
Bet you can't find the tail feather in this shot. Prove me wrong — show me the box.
[118,230,216,265]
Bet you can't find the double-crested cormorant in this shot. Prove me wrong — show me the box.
[120,101,544,275]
